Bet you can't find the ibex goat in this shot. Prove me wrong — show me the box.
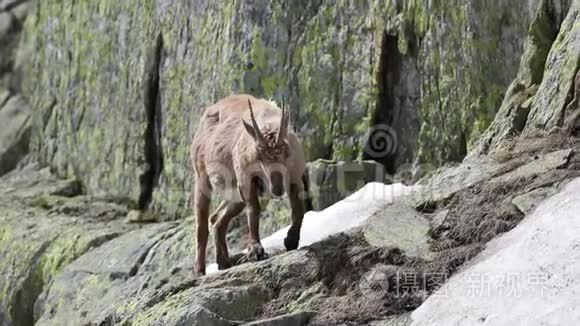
[191,94,307,275]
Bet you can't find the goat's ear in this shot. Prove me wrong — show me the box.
[242,119,258,140]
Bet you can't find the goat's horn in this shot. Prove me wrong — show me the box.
[248,99,266,144]
[277,101,289,144]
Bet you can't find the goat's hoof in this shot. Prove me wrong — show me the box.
[125,209,156,223]
[217,258,232,270]
[194,267,206,277]
[284,236,299,251]
[247,243,267,261]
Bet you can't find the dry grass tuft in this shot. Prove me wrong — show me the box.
[492,128,576,162]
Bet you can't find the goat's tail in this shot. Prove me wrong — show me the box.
[302,172,314,212]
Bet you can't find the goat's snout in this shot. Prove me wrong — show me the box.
[270,171,285,197]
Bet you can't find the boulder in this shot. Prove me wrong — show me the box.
[511,187,558,214]
[0,3,22,88]
[490,148,574,185]
[0,170,138,326]
[419,147,575,206]
[306,159,388,210]
[0,1,22,11]
[137,305,236,326]
[35,222,186,325]
[36,244,316,325]
[0,88,8,106]
[0,11,12,40]
[416,156,503,203]
[411,177,580,325]
[0,94,30,176]
[9,2,30,22]
[429,209,449,231]
[363,204,432,259]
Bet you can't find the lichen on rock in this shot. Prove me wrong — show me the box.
[18,0,543,218]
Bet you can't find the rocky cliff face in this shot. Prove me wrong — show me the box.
[1,131,578,326]
[0,1,31,177]
[18,0,541,217]
[1,0,579,325]
[471,0,578,156]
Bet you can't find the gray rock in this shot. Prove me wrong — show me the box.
[0,94,30,176]
[0,10,17,86]
[429,209,449,230]
[129,283,271,326]
[34,222,180,325]
[0,0,23,11]
[3,145,579,325]
[512,187,558,214]
[490,148,574,185]
[0,12,12,40]
[0,172,138,326]
[283,282,327,313]
[124,249,322,326]
[416,157,503,204]
[0,165,82,198]
[0,88,9,105]
[0,310,7,326]
[243,312,313,326]
[411,177,580,326]
[363,204,432,259]
[8,1,31,22]
[126,208,157,223]
[35,216,307,325]
[172,305,238,326]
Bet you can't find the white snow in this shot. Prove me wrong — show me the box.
[411,177,580,326]
[206,182,423,274]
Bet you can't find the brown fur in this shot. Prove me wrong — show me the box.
[191,94,307,275]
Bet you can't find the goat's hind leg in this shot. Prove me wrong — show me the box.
[194,175,212,276]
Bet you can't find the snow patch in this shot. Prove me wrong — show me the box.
[411,177,580,325]
[207,182,423,274]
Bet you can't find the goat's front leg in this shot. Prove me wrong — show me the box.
[285,180,305,251]
[213,201,245,270]
[194,176,211,276]
[245,187,266,261]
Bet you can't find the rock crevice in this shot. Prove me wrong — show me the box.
[139,32,165,211]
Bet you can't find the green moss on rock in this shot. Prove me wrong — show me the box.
[0,169,140,326]
[525,0,580,129]
[20,0,539,218]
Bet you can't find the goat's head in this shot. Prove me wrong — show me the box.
[242,99,290,197]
